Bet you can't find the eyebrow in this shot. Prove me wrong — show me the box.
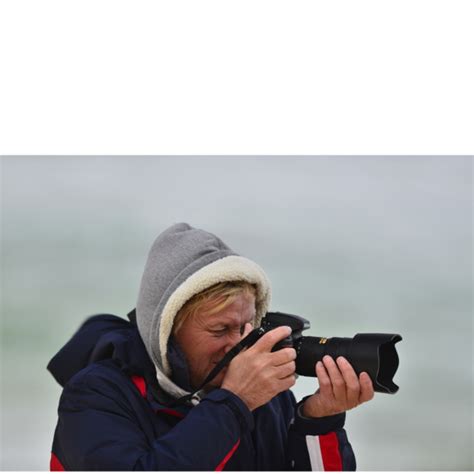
[207,315,255,330]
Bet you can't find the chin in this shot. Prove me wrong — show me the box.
[197,366,227,391]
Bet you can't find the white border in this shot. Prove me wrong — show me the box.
[1,0,473,154]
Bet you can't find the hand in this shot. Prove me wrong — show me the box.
[221,325,297,411]
[302,355,374,418]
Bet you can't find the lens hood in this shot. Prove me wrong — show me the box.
[348,333,402,394]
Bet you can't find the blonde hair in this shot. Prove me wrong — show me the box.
[173,281,257,335]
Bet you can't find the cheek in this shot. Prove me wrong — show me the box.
[190,336,225,365]
[203,338,228,358]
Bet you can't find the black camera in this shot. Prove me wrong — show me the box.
[171,310,402,406]
[259,312,402,394]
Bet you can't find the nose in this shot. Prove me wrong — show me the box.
[223,331,243,354]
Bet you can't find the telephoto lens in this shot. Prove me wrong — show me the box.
[262,312,402,394]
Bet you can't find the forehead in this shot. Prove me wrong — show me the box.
[196,292,256,325]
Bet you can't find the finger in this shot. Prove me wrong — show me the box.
[270,347,297,366]
[252,326,292,353]
[336,357,360,407]
[315,360,334,399]
[322,356,346,402]
[277,373,297,392]
[274,360,296,379]
[358,372,375,403]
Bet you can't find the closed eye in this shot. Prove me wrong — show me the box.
[210,328,228,337]
[209,322,253,337]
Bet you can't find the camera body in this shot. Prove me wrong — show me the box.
[260,311,310,351]
[258,311,402,394]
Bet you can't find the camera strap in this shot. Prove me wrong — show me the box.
[168,327,265,408]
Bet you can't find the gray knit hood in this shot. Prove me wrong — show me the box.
[136,223,272,399]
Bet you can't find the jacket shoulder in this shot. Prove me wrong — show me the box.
[58,359,144,415]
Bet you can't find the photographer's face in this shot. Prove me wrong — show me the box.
[174,292,256,390]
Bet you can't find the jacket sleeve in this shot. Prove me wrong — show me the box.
[53,371,254,471]
[286,395,356,471]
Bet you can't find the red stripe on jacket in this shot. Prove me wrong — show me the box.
[50,452,65,471]
[157,408,185,418]
[130,375,184,418]
[319,432,343,471]
[131,375,147,398]
[215,439,240,471]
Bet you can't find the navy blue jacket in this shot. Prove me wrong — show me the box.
[48,314,356,471]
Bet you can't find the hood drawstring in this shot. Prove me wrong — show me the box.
[190,394,201,406]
